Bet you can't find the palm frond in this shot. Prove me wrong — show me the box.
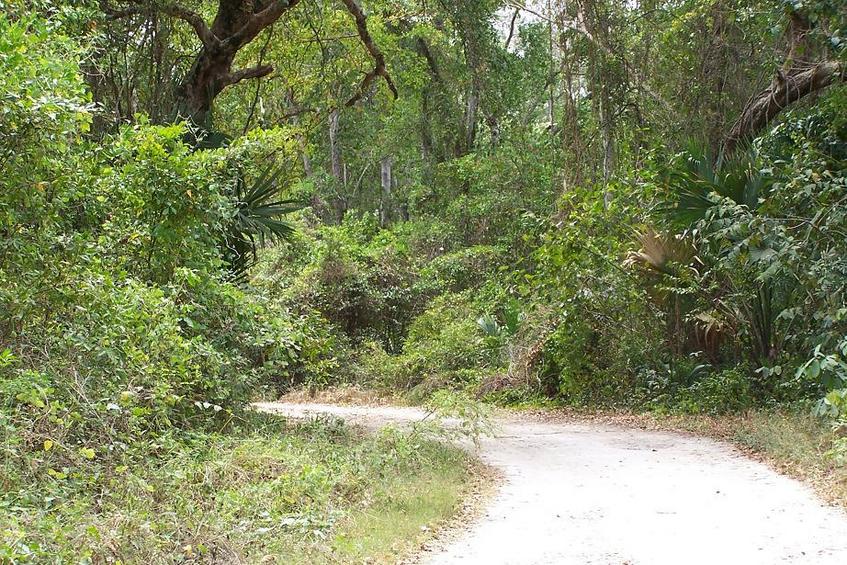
[223,161,305,281]
[623,226,695,275]
[477,314,502,338]
[657,147,769,229]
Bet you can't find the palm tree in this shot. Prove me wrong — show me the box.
[223,162,303,282]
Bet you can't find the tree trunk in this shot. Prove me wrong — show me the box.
[380,156,393,227]
[175,50,238,126]
[723,60,844,155]
[463,85,480,153]
[600,85,616,208]
[102,0,394,127]
[329,108,347,223]
[329,109,343,181]
[421,91,433,161]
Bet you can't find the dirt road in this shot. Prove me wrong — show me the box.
[256,402,847,565]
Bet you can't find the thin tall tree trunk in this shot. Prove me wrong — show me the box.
[285,89,313,176]
[329,108,346,223]
[380,156,393,227]
[599,85,616,208]
[464,85,480,153]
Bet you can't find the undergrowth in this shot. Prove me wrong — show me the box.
[0,412,469,563]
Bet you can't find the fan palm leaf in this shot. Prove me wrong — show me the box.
[224,161,304,281]
[657,145,767,229]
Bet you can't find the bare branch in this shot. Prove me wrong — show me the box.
[339,0,398,106]
[504,8,519,50]
[225,64,274,86]
[100,1,218,48]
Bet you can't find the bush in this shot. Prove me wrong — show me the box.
[0,17,332,484]
[356,291,501,396]
[417,245,505,295]
[681,366,755,414]
[390,216,464,260]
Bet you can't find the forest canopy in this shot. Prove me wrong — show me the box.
[1,0,846,560]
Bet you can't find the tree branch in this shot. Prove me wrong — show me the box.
[722,9,845,155]
[99,1,142,19]
[504,8,519,50]
[225,64,274,86]
[100,2,219,48]
[160,3,219,47]
[416,37,443,85]
[339,0,398,106]
[224,0,303,52]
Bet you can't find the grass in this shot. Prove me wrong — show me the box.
[332,464,467,562]
[0,412,471,564]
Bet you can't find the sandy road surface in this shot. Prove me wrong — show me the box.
[256,402,847,565]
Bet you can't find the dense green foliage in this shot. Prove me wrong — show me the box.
[2,0,847,559]
[0,13,448,561]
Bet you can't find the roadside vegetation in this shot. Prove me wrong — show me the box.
[1,0,846,561]
[2,411,470,562]
[0,10,467,562]
[671,411,847,506]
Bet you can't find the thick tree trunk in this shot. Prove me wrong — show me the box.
[723,60,844,155]
[169,0,287,126]
[102,0,394,127]
[175,50,238,125]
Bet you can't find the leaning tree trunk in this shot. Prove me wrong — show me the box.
[722,60,844,155]
[722,10,844,156]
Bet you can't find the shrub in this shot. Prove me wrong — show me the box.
[417,245,506,295]
[0,17,331,481]
[681,366,755,414]
[357,291,500,395]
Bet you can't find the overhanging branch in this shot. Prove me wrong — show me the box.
[225,64,275,86]
[339,0,398,106]
[723,61,844,155]
[101,2,219,48]
[722,9,845,155]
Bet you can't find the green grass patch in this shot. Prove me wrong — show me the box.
[1,413,469,563]
[332,463,467,562]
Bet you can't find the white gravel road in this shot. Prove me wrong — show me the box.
[256,402,847,565]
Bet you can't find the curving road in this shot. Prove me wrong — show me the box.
[256,402,847,565]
